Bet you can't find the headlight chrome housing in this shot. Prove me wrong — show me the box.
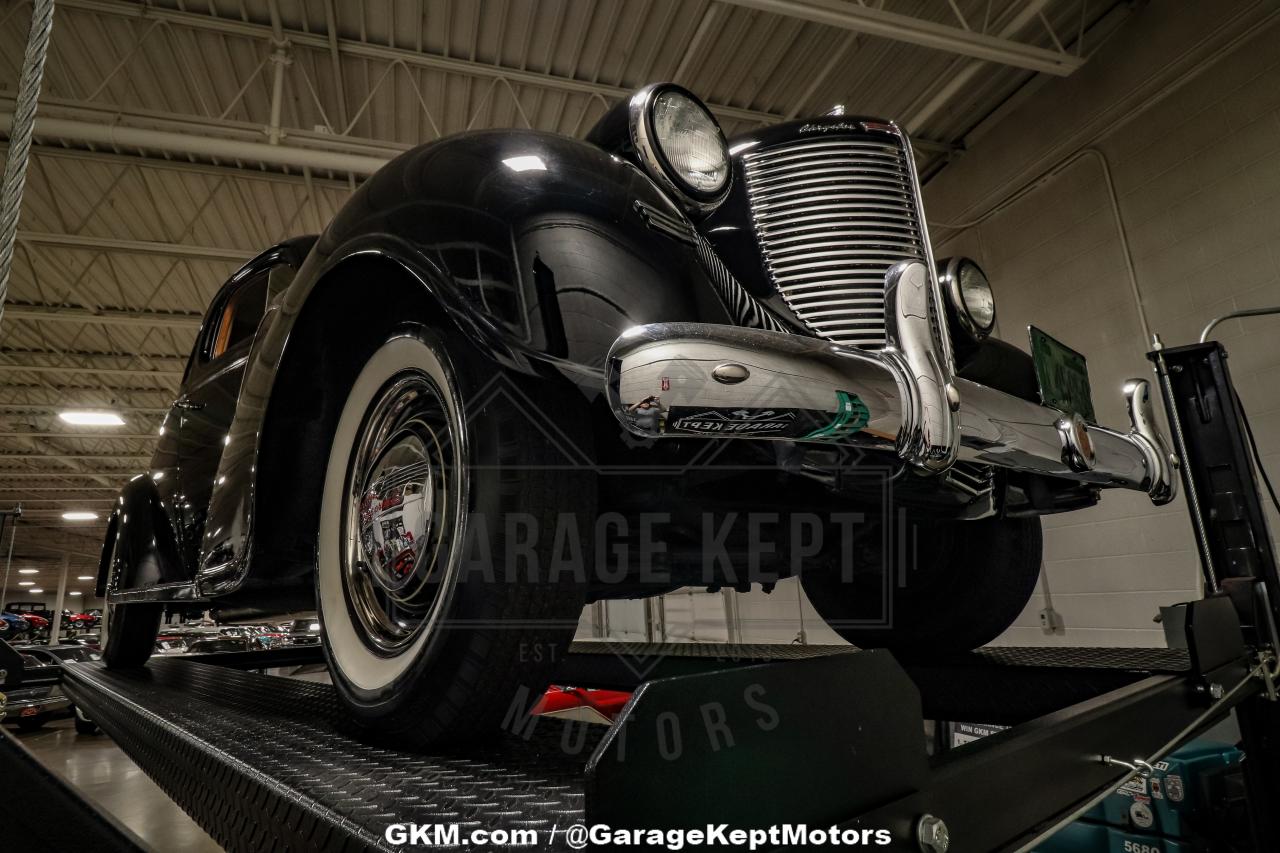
[629,84,730,211]
[939,257,996,341]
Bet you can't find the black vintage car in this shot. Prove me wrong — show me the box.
[99,84,1176,746]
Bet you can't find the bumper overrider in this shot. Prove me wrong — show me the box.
[606,261,1177,506]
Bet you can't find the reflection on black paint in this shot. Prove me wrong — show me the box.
[532,254,568,359]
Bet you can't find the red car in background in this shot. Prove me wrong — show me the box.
[21,613,49,635]
[62,611,97,630]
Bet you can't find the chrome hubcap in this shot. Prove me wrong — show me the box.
[343,371,459,654]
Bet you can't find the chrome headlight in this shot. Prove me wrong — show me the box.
[939,257,996,340]
[629,84,730,210]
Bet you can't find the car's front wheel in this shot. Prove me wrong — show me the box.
[317,326,593,747]
[802,513,1043,653]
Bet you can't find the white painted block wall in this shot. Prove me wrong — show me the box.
[935,18,1280,648]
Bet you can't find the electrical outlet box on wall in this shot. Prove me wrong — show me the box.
[1040,606,1066,635]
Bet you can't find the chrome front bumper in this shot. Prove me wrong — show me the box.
[605,262,1177,505]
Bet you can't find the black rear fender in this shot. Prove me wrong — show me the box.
[103,477,185,594]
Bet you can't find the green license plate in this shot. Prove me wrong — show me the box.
[1029,325,1096,423]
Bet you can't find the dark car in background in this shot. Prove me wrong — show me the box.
[2,651,71,731]
[184,636,254,655]
[61,633,101,650]
[285,619,321,647]
[12,645,103,734]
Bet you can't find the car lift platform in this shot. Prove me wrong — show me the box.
[52,597,1268,853]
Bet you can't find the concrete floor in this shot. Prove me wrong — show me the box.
[10,718,223,852]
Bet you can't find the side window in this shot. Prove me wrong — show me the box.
[206,270,270,361]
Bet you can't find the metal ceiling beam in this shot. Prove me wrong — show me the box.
[0,404,169,414]
[3,303,202,329]
[903,0,1055,133]
[0,491,115,499]
[2,346,186,363]
[0,363,183,380]
[0,485,120,491]
[716,0,1085,75]
[0,453,149,460]
[17,231,252,263]
[0,471,138,477]
[57,0,784,127]
[0,384,176,399]
[5,96,412,162]
[0,431,157,439]
[1,111,389,176]
[5,142,355,192]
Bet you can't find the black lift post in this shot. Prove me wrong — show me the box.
[1152,339,1280,850]
[40,338,1280,853]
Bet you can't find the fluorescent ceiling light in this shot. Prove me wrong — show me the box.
[502,155,546,172]
[77,575,94,580]
[28,588,43,594]
[18,568,37,574]
[69,591,82,596]
[18,581,34,586]
[59,410,125,426]
[62,511,100,521]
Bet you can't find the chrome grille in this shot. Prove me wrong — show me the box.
[741,135,925,348]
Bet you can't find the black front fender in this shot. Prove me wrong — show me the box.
[196,129,762,597]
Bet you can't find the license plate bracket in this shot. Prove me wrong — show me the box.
[1029,325,1096,424]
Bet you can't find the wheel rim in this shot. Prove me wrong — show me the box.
[341,370,462,655]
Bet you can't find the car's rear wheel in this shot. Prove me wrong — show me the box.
[317,326,592,747]
[101,520,163,668]
[802,513,1042,654]
[101,602,163,668]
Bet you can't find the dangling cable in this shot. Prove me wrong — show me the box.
[0,507,19,609]
[0,0,56,332]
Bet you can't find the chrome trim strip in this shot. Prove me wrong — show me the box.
[1123,377,1178,504]
[606,321,1176,504]
[888,122,957,379]
[110,581,207,603]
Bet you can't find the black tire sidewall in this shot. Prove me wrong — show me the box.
[101,601,163,668]
[803,514,1043,653]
